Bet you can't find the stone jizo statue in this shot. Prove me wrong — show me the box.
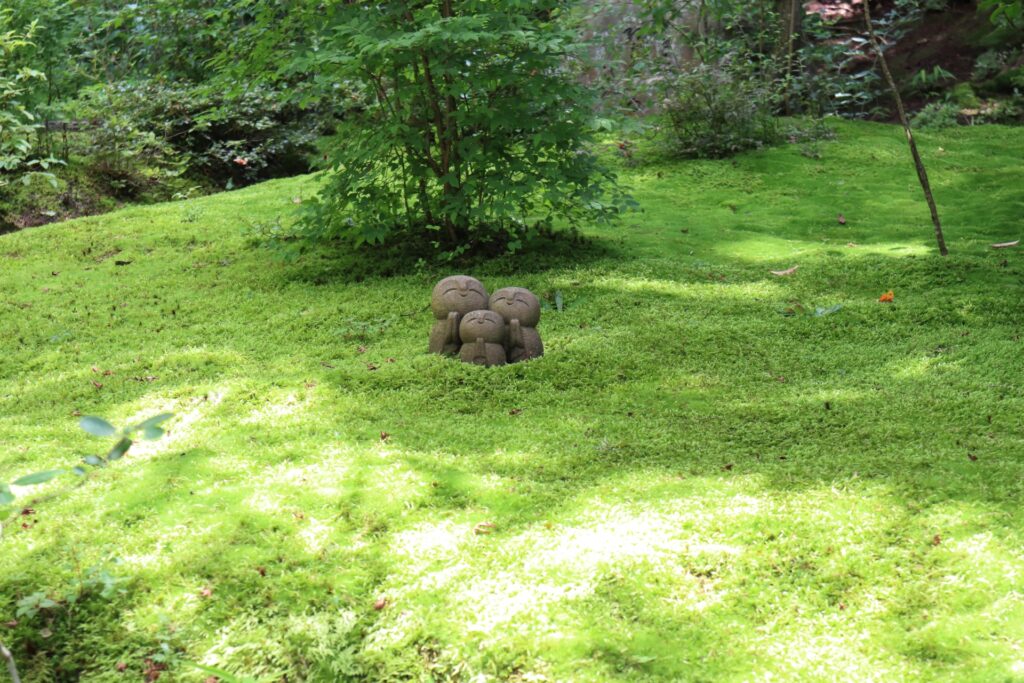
[428,275,488,356]
[428,276,543,365]
[458,310,508,366]
[489,287,544,363]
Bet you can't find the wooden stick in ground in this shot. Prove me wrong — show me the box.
[863,0,948,256]
[1,641,22,683]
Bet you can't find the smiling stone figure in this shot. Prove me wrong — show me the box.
[458,309,508,366]
[428,275,489,356]
[489,286,543,362]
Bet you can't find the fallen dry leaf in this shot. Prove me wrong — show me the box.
[200,586,213,598]
[366,362,378,371]
[878,290,894,303]
[968,453,978,462]
[380,431,390,442]
[473,521,496,535]
[991,239,1019,249]
[770,265,799,277]
[116,662,128,673]
[509,408,523,416]
[837,213,846,225]
[932,534,942,546]
[143,659,166,682]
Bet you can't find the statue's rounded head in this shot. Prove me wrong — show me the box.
[459,309,506,344]
[431,275,488,318]
[489,287,541,327]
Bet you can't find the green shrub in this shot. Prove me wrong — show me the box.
[275,0,628,259]
[66,85,183,198]
[0,14,59,228]
[662,61,781,159]
[65,81,328,192]
[911,101,961,129]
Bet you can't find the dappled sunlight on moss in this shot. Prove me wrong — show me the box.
[1,120,1023,681]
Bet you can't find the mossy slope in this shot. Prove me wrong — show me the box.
[1,120,1023,682]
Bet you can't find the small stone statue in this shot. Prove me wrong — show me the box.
[489,287,544,362]
[458,310,508,366]
[428,275,489,356]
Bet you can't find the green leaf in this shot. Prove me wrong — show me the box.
[71,466,87,477]
[142,426,165,441]
[83,455,105,467]
[107,438,132,461]
[13,469,63,486]
[80,416,117,437]
[555,290,564,313]
[133,413,174,432]
[0,485,14,506]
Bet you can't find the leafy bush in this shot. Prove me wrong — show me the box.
[911,101,961,129]
[66,80,328,193]
[276,0,628,258]
[0,14,59,228]
[66,85,183,198]
[662,61,781,158]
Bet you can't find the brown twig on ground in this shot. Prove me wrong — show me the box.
[1,641,22,683]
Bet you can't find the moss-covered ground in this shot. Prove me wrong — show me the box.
[1,120,1023,682]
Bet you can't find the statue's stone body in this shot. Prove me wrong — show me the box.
[428,275,489,356]
[489,287,544,362]
[458,310,507,366]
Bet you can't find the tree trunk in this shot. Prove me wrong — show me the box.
[863,0,948,256]
[777,0,801,113]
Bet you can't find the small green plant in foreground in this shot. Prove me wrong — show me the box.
[1,411,171,683]
[0,413,172,511]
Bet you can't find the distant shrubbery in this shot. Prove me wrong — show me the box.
[68,81,329,193]
[663,62,781,158]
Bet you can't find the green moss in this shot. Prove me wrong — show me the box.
[1,120,1023,682]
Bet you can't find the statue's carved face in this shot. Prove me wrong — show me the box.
[459,309,506,344]
[489,287,541,327]
[431,276,488,318]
